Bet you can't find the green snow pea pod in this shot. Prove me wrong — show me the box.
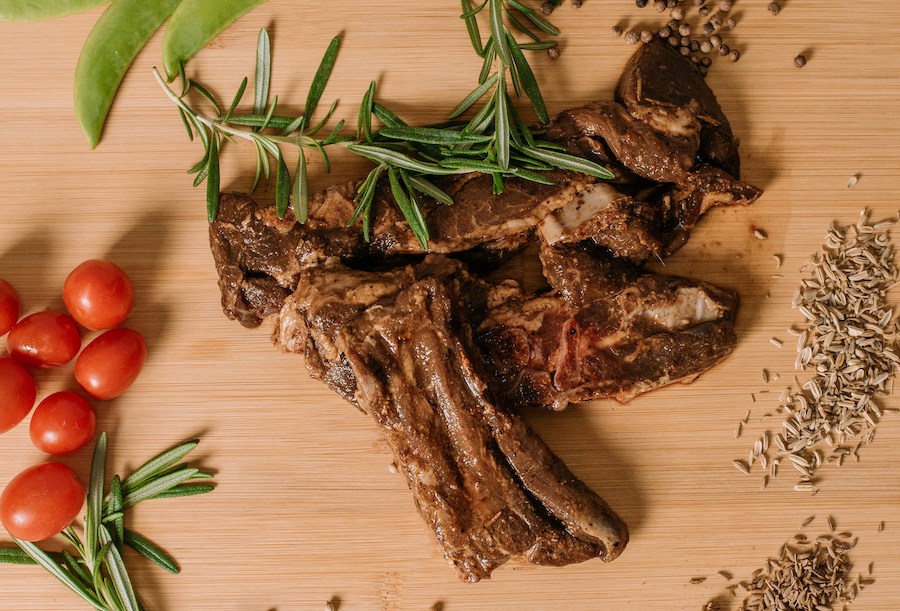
[162,0,265,81]
[74,0,183,148]
[0,0,108,21]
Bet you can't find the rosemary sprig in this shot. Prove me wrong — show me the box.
[158,2,612,250]
[154,30,348,222]
[0,433,215,610]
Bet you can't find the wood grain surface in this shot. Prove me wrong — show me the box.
[1,2,900,609]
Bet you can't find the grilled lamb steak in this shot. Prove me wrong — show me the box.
[275,256,628,581]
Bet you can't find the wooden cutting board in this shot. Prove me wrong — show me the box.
[1,1,899,609]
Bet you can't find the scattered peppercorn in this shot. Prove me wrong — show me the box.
[680,35,691,46]
[725,17,736,29]
[640,29,654,43]
[700,40,712,53]
[612,24,623,37]
[768,1,781,15]
[666,0,677,8]
[699,5,710,17]
[728,49,740,61]
[547,46,560,59]
[636,0,649,7]
[700,56,712,67]
[654,0,667,11]
[659,26,672,37]
[570,0,583,6]
[680,46,691,56]
[541,1,555,15]
[719,43,730,56]
[794,54,807,68]
[679,23,692,36]
[625,30,641,44]
[702,22,714,35]
[709,34,722,48]
[690,40,700,52]
[668,35,679,46]
[671,6,685,20]
[718,0,732,12]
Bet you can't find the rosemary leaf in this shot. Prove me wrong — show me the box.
[357,81,376,143]
[177,107,194,141]
[448,73,499,119]
[406,174,454,205]
[495,73,510,171]
[110,475,125,551]
[13,539,105,610]
[251,138,266,191]
[478,38,496,84]
[518,4,561,36]
[99,526,139,611]
[460,0,485,56]
[124,529,180,575]
[85,432,107,570]
[220,113,296,130]
[279,114,306,137]
[347,144,461,175]
[305,34,341,120]
[275,149,291,218]
[307,99,339,136]
[348,164,385,234]
[253,28,271,117]
[122,439,200,491]
[505,8,541,44]
[507,32,548,123]
[489,0,512,67]
[63,550,94,591]
[187,79,221,116]
[518,41,557,51]
[0,546,40,565]
[522,145,614,179]
[389,168,429,249]
[224,76,247,120]
[438,157,505,173]
[292,147,308,223]
[372,103,407,128]
[258,94,280,132]
[152,483,216,499]
[206,135,220,221]
[122,467,201,509]
[511,167,555,184]
[379,126,490,146]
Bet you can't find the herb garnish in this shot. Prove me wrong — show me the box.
[0,433,214,610]
[157,0,612,248]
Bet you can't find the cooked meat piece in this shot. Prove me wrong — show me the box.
[546,100,699,183]
[210,170,594,326]
[538,239,645,307]
[477,266,738,410]
[657,164,763,256]
[275,256,628,581]
[537,165,762,265]
[538,182,665,264]
[616,38,742,177]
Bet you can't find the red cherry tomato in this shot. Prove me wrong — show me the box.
[0,278,19,336]
[0,358,36,434]
[7,311,81,368]
[63,259,134,331]
[0,462,85,541]
[29,391,96,455]
[75,327,146,400]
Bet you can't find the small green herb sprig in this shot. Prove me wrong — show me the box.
[0,433,214,611]
[157,1,612,249]
[154,29,349,223]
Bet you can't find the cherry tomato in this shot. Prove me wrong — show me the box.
[75,327,146,400]
[29,391,96,455]
[0,278,19,336]
[0,358,36,434]
[7,311,81,368]
[0,462,85,541]
[63,259,133,331]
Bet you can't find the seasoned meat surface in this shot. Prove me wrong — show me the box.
[616,38,742,177]
[275,256,628,581]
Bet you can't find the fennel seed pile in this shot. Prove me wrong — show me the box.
[735,210,900,490]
